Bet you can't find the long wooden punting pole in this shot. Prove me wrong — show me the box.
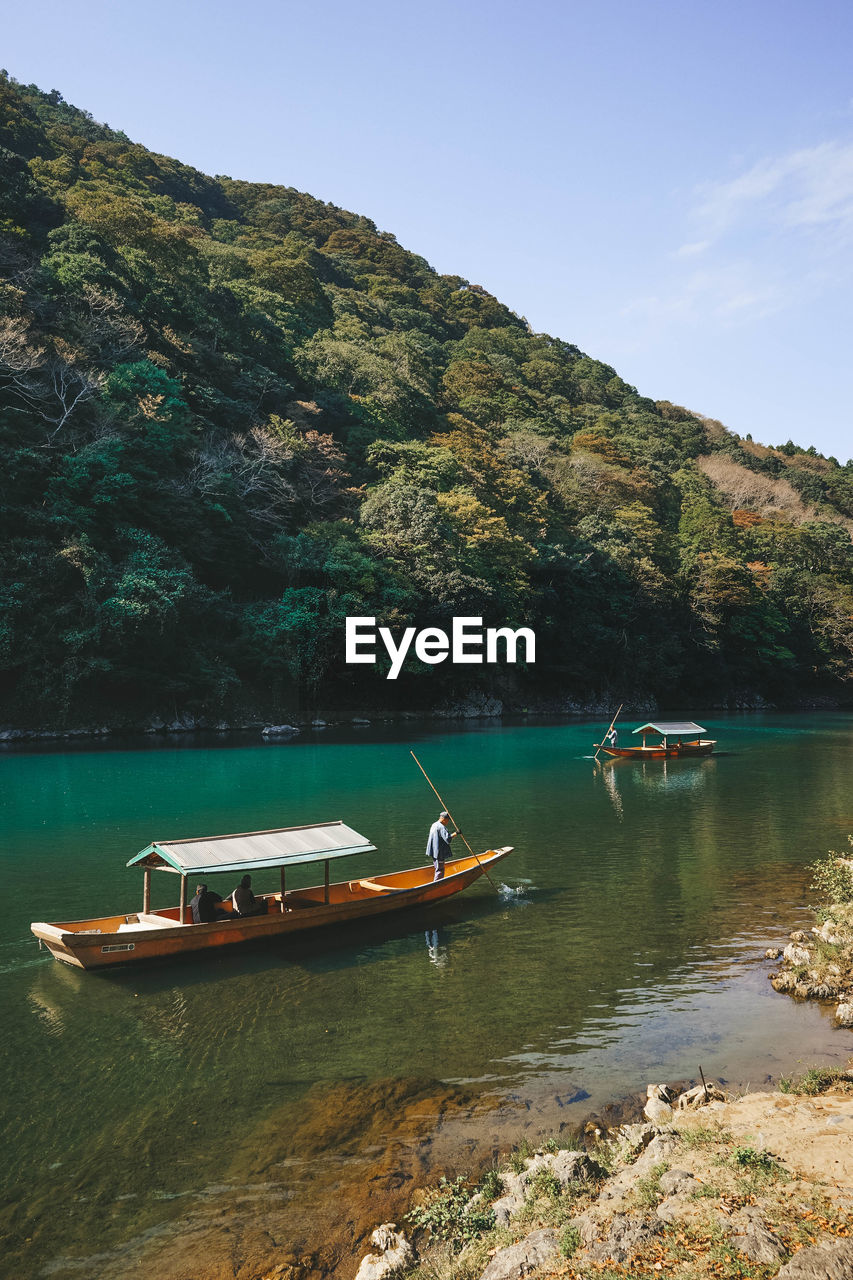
[410,750,500,893]
[593,703,623,762]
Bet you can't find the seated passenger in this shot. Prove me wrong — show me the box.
[231,874,269,917]
[189,883,230,924]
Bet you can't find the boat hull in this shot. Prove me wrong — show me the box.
[31,848,513,969]
[600,740,716,759]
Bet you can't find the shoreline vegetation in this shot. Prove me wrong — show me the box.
[2,73,853,732]
[767,842,853,1031]
[348,1071,853,1280]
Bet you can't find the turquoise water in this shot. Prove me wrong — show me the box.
[1,714,852,1277]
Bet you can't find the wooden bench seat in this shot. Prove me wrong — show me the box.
[136,912,184,928]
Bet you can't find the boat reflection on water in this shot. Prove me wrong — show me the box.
[27,984,68,1039]
[635,756,716,793]
[425,928,449,969]
[596,755,717,818]
[598,762,624,822]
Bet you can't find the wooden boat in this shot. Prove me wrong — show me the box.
[596,721,716,760]
[31,820,513,969]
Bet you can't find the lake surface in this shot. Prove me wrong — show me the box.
[1,713,852,1278]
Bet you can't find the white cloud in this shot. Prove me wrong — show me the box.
[626,137,853,333]
[695,141,853,243]
[673,239,711,258]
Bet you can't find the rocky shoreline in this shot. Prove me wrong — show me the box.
[0,695,644,743]
[348,1076,853,1280]
[767,850,853,1028]
[1,689,846,744]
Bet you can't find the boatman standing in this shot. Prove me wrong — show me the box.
[426,811,456,881]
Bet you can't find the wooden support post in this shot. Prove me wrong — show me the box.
[280,865,286,913]
[179,875,187,924]
[324,860,330,905]
[143,868,151,914]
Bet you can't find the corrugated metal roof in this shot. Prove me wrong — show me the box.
[127,821,376,876]
[632,722,707,736]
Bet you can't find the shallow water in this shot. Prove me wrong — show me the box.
[1,713,852,1276]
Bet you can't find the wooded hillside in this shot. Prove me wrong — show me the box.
[1,73,852,725]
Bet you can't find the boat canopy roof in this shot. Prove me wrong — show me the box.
[632,721,706,736]
[127,821,376,876]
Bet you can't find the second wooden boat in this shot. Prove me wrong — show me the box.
[596,720,716,759]
[31,820,513,969]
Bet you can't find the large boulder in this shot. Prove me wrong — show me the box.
[490,1148,603,1225]
[490,1167,526,1226]
[616,1122,662,1155]
[644,1096,673,1124]
[585,1213,662,1264]
[658,1169,702,1196]
[776,1238,853,1279]
[599,1134,679,1206]
[478,1228,561,1280]
[730,1222,787,1264]
[491,1191,522,1228]
[549,1149,605,1185]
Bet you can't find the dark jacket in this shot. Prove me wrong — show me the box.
[191,888,224,924]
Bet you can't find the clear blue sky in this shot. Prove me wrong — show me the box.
[5,0,853,460]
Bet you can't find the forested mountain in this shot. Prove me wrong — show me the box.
[1,72,852,727]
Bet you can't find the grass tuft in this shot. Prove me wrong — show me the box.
[478,1168,503,1202]
[559,1224,581,1257]
[779,1066,853,1096]
[635,1161,669,1207]
[678,1123,733,1148]
[507,1138,533,1174]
